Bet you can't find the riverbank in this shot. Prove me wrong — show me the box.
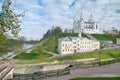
[0,43,34,60]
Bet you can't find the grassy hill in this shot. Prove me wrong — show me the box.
[14,33,120,64]
[13,49,52,60]
[42,33,120,53]
[92,34,120,43]
[42,33,88,53]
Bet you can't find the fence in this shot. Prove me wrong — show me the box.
[99,58,120,66]
[13,68,70,80]
[70,58,120,70]
[12,58,120,80]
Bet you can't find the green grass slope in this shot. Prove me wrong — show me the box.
[42,33,120,53]
[92,34,120,43]
[42,48,120,62]
[16,48,120,64]
[13,49,52,60]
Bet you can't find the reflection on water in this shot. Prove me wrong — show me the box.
[23,43,34,50]
[0,52,13,60]
[0,43,34,60]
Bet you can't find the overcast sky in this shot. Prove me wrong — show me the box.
[9,0,120,40]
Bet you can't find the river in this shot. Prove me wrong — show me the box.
[0,43,34,60]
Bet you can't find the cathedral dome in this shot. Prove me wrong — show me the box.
[89,14,94,22]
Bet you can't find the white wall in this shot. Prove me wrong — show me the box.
[58,37,100,54]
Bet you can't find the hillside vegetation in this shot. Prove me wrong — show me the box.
[92,34,120,43]
[42,33,87,53]
[13,50,52,60]
[42,33,120,53]
[13,45,52,60]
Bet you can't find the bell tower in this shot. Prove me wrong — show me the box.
[73,15,77,33]
[80,12,83,21]
[79,12,84,34]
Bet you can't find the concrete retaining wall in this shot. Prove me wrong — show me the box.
[14,64,69,74]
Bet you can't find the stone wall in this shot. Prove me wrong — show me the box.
[14,64,69,74]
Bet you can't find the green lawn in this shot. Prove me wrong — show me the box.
[13,49,52,60]
[70,77,120,80]
[43,48,120,62]
[92,34,120,43]
[16,48,120,64]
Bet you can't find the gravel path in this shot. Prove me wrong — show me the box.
[48,63,120,80]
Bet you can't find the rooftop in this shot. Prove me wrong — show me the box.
[58,36,87,42]
[58,35,99,42]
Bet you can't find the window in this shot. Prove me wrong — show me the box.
[96,25,98,29]
[73,42,76,44]
[65,49,67,52]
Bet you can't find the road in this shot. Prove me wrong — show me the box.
[48,63,120,80]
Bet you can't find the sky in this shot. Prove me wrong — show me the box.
[4,0,120,40]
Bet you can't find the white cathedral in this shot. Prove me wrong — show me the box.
[73,12,103,34]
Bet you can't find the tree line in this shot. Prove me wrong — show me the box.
[42,26,62,40]
[41,26,62,52]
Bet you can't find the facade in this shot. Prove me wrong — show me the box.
[73,12,103,34]
[104,30,119,35]
[58,33,100,55]
[116,38,120,45]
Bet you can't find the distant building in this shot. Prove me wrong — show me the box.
[64,29,73,33]
[100,41,113,48]
[116,38,120,45]
[73,12,103,34]
[104,30,119,35]
[58,33,100,55]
